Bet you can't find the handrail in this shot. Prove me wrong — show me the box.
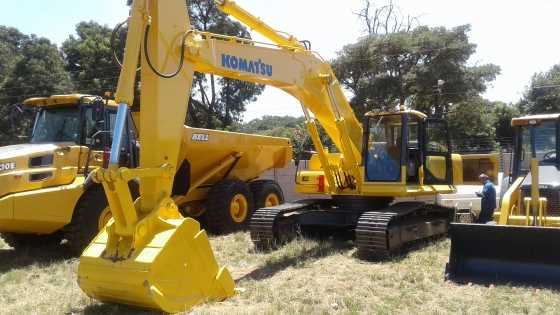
[498,176,524,225]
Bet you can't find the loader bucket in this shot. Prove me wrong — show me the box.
[446,223,560,287]
[78,217,235,313]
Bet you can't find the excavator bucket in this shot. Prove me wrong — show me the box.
[78,217,235,313]
[446,223,560,287]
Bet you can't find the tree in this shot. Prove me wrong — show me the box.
[186,0,265,129]
[0,26,28,88]
[447,97,497,153]
[0,26,29,144]
[241,116,334,156]
[61,21,124,97]
[1,36,73,104]
[333,24,500,118]
[493,102,519,143]
[335,1,500,118]
[354,0,419,35]
[0,35,73,143]
[519,64,560,114]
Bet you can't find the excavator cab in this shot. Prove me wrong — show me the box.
[363,111,453,187]
[447,114,560,286]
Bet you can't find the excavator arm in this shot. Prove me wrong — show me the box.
[78,1,234,312]
[78,0,365,312]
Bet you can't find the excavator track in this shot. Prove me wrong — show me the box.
[250,202,309,250]
[356,202,451,259]
[355,211,397,258]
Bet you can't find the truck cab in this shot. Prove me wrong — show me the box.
[0,94,137,250]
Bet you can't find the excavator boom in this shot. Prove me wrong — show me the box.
[78,0,234,312]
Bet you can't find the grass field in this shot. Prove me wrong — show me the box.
[1,233,559,315]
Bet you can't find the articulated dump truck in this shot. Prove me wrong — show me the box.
[0,94,291,253]
[447,113,560,286]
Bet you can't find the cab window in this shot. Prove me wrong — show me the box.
[31,107,81,144]
[365,114,402,181]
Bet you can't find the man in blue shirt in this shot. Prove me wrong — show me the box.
[476,173,496,223]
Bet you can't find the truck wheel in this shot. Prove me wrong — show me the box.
[64,183,139,255]
[250,180,284,209]
[203,180,254,234]
[0,232,62,250]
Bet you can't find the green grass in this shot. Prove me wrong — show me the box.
[1,233,559,314]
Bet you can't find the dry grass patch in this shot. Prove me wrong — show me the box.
[1,233,560,314]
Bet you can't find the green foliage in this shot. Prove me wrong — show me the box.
[0,35,73,142]
[240,115,334,156]
[1,36,73,104]
[493,102,519,142]
[519,64,560,114]
[448,97,519,152]
[0,26,27,88]
[61,21,124,96]
[332,24,500,118]
[187,0,265,129]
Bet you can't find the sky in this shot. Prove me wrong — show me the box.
[1,0,559,121]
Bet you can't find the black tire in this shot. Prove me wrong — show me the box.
[250,180,285,209]
[0,232,62,250]
[202,180,254,234]
[64,183,139,255]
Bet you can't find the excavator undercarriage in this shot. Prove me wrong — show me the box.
[251,198,453,258]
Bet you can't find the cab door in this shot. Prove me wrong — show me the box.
[422,118,452,185]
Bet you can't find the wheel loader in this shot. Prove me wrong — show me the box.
[0,94,290,253]
[447,113,560,286]
[75,1,466,312]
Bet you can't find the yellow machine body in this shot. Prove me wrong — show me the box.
[174,126,291,209]
[78,0,460,311]
[0,95,109,234]
[0,94,289,243]
[78,0,234,311]
[447,113,560,286]
[295,110,457,197]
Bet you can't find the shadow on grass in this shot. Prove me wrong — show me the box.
[80,303,162,315]
[0,245,74,273]
[237,237,353,282]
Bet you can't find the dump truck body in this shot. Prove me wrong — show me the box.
[176,127,291,206]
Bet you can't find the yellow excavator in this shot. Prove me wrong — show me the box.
[447,113,560,286]
[77,0,462,312]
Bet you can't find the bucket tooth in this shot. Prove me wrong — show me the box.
[78,218,235,313]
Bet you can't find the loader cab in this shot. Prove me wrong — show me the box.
[363,110,453,188]
[24,95,139,169]
[511,114,560,180]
